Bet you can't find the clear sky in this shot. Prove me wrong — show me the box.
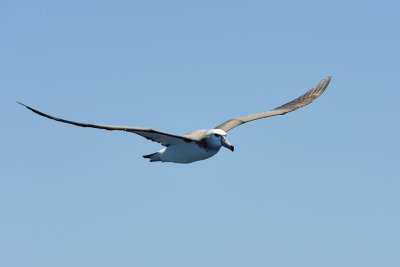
[1,1,399,266]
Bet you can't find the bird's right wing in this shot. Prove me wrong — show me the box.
[18,102,193,146]
[215,76,331,132]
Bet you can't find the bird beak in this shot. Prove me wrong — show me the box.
[221,136,234,152]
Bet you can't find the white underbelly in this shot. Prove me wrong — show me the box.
[160,143,220,163]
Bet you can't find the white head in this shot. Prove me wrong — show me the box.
[205,129,234,152]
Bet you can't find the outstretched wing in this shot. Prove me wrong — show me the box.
[215,76,331,132]
[17,102,193,146]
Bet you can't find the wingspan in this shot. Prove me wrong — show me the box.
[17,102,193,146]
[215,76,331,132]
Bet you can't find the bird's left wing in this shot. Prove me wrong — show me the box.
[18,102,193,146]
[215,76,331,132]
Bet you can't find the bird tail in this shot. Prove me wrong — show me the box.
[143,152,161,162]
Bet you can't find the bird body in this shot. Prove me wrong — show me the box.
[144,140,218,164]
[18,76,331,164]
[144,129,232,163]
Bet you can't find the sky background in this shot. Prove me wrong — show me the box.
[1,0,399,266]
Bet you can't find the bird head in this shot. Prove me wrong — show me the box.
[206,129,234,152]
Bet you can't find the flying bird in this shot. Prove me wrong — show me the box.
[18,76,331,163]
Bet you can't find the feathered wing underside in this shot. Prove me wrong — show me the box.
[215,76,331,132]
[17,102,193,146]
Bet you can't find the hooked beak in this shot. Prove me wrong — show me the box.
[221,136,235,152]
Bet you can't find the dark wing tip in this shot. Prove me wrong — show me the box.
[17,101,38,111]
[325,75,332,84]
[17,101,36,112]
[17,102,44,115]
[322,76,332,88]
[17,101,27,107]
[316,76,332,95]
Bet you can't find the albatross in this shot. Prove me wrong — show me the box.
[18,76,331,163]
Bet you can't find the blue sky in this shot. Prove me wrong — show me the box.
[1,0,399,266]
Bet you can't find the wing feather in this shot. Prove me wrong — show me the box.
[215,76,331,132]
[17,102,193,146]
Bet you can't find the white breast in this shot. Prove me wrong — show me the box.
[159,142,220,163]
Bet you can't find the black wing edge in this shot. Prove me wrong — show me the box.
[17,102,195,144]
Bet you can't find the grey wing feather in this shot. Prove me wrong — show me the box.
[183,129,208,141]
[215,76,331,132]
[17,102,193,146]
